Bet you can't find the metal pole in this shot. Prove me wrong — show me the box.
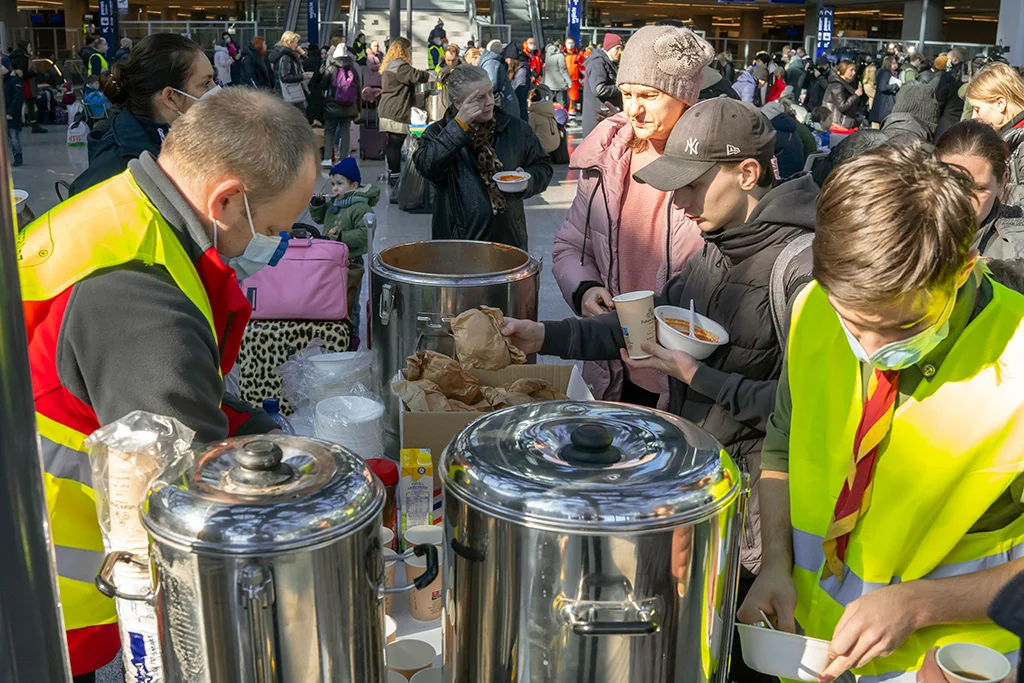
[0,90,73,683]
[918,0,929,53]
[389,0,400,40]
[405,0,412,42]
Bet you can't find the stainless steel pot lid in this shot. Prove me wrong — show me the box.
[142,435,383,554]
[442,401,741,532]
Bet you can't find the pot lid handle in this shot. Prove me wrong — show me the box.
[229,440,295,488]
[559,424,621,466]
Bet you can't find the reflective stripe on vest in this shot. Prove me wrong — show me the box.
[785,278,1024,681]
[20,170,219,632]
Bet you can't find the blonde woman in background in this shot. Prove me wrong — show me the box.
[967,62,1024,205]
[269,31,308,111]
[378,37,431,195]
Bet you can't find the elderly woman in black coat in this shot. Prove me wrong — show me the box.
[413,64,553,250]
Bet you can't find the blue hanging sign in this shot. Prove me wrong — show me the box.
[307,0,320,46]
[817,6,835,58]
[97,0,117,60]
[567,0,581,45]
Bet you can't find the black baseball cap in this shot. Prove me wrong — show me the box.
[633,97,777,192]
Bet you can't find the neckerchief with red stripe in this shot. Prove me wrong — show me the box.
[822,368,900,580]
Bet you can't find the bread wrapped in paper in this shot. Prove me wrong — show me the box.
[451,306,527,371]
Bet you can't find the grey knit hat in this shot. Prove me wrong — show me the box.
[616,25,715,106]
[890,81,941,128]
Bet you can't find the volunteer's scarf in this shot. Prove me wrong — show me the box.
[469,118,506,215]
[821,368,900,580]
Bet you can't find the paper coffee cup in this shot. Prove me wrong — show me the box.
[386,639,436,679]
[383,548,397,614]
[405,553,442,621]
[937,643,1012,683]
[383,614,397,644]
[387,671,406,683]
[613,291,657,360]
[382,526,395,551]
[410,668,443,683]
[403,524,442,549]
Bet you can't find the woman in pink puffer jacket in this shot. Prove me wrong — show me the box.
[551,25,713,405]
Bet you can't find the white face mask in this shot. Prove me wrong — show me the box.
[527,43,537,52]
[565,41,575,50]
[213,192,289,280]
[838,293,955,371]
[171,84,222,116]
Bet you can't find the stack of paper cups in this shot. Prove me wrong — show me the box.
[105,432,164,682]
[314,395,385,460]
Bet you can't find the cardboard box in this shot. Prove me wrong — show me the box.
[398,364,594,524]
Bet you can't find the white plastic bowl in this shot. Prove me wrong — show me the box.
[736,623,832,682]
[13,189,28,213]
[492,171,531,193]
[309,351,363,376]
[655,305,729,360]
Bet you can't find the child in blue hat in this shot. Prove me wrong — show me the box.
[309,156,379,341]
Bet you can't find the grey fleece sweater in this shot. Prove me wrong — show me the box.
[56,152,276,443]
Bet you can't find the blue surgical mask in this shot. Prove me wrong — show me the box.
[838,293,955,371]
[214,192,289,281]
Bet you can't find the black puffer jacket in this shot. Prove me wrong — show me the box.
[541,174,820,573]
[976,201,1024,260]
[823,73,861,130]
[1001,112,1024,207]
[236,45,272,88]
[268,45,304,95]
[413,109,554,250]
[69,108,168,196]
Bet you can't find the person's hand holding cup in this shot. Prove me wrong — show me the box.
[916,644,1014,683]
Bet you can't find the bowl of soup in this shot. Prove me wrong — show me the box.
[492,171,531,194]
[655,305,729,359]
[736,623,833,682]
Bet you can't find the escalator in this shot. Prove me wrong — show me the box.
[493,0,542,47]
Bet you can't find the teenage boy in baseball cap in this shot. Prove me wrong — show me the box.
[502,96,819,581]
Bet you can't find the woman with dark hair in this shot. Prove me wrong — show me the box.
[937,119,1024,259]
[413,64,552,250]
[868,55,901,127]
[69,33,216,196]
[236,36,272,89]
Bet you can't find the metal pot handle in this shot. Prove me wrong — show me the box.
[379,283,394,326]
[560,601,659,637]
[95,550,153,602]
[381,543,440,594]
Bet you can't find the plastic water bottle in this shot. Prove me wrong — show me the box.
[262,398,295,435]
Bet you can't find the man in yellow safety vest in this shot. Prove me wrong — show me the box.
[738,142,1024,683]
[18,87,317,681]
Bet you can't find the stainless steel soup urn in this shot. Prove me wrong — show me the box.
[441,401,746,683]
[96,435,438,682]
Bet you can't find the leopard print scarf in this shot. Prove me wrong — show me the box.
[468,119,507,215]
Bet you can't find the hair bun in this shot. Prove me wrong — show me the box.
[100,63,129,105]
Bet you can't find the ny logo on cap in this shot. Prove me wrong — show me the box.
[685,138,700,155]
[726,144,741,155]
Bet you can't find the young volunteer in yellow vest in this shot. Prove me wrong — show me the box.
[738,143,1024,683]
[18,88,317,681]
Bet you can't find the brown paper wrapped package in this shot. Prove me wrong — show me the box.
[483,378,569,410]
[451,306,527,371]
[391,379,451,412]
[404,350,484,404]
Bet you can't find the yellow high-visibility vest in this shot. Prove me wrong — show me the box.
[786,278,1024,683]
[19,170,217,631]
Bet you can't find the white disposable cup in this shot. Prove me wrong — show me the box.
[612,290,657,359]
[403,524,443,549]
[410,668,443,683]
[387,671,407,683]
[381,526,395,550]
[383,614,397,644]
[405,553,443,621]
[383,548,397,614]
[936,643,1012,683]
[106,431,160,553]
[386,639,436,679]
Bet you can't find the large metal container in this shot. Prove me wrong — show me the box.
[370,240,541,452]
[98,435,438,682]
[441,402,746,683]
